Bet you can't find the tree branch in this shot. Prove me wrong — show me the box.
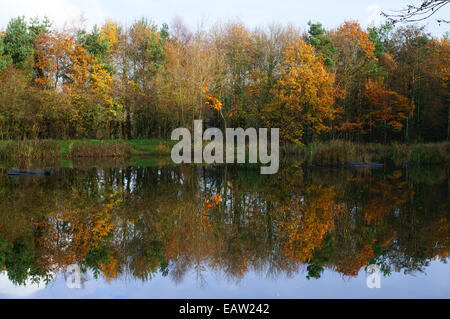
[382,0,450,24]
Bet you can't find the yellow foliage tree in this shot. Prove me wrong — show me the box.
[265,39,339,144]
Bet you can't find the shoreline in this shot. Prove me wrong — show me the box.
[0,139,449,167]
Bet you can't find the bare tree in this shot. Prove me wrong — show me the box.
[382,0,450,24]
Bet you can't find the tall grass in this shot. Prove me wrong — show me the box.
[391,142,449,166]
[69,141,132,158]
[306,141,388,165]
[0,140,60,168]
[302,140,449,166]
[156,142,172,156]
[0,140,60,161]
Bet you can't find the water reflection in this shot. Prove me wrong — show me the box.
[0,162,448,297]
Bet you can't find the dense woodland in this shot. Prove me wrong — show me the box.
[0,16,449,144]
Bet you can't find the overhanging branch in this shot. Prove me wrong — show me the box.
[382,0,450,24]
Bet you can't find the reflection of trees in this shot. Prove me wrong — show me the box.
[0,164,448,286]
[306,167,449,277]
[275,185,343,264]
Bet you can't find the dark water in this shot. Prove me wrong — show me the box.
[0,161,448,298]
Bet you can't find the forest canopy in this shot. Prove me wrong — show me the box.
[0,16,449,144]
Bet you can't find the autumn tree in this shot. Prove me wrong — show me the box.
[330,21,379,140]
[424,37,450,141]
[157,19,219,135]
[245,24,301,128]
[34,31,68,88]
[266,39,338,144]
[126,18,168,138]
[100,20,120,68]
[212,22,253,121]
[364,78,415,142]
[387,25,443,142]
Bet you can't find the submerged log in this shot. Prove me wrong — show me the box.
[7,168,53,176]
[346,162,384,168]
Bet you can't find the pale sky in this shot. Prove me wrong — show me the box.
[0,0,449,36]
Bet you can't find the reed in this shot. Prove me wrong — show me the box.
[156,142,172,156]
[69,141,132,158]
[0,140,60,161]
[303,140,450,166]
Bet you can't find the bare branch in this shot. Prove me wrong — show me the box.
[382,0,450,24]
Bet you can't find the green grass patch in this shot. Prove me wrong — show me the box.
[55,139,175,157]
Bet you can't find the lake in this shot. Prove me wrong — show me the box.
[0,161,448,298]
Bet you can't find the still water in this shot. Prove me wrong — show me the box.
[0,161,448,298]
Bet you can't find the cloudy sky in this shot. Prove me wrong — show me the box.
[0,0,449,35]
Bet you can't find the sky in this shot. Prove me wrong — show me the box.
[0,0,449,35]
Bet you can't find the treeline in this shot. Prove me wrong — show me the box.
[0,16,449,144]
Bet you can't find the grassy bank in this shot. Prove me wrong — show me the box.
[283,140,450,166]
[0,139,174,161]
[55,139,175,157]
[0,139,449,167]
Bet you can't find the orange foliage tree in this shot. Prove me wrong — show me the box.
[264,40,339,144]
[364,78,415,141]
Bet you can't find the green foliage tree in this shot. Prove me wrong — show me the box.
[3,17,34,71]
[0,36,12,72]
[77,25,111,71]
[306,21,336,69]
[368,22,394,58]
